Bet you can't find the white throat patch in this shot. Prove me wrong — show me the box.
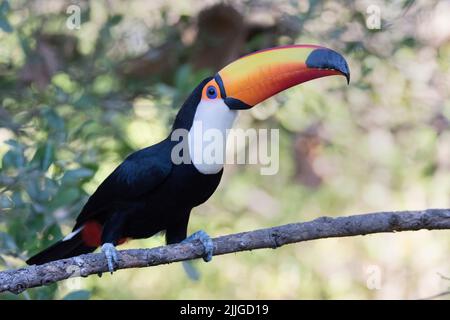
[188,99,238,174]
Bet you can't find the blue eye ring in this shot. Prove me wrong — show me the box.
[206,85,217,99]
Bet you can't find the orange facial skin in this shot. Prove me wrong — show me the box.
[201,79,223,101]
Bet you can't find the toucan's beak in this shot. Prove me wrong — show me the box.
[215,45,350,110]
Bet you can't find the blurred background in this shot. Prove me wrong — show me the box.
[1,0,450,299]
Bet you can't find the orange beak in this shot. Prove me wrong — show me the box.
[215,45,350,110]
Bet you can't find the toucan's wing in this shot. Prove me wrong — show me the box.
[74,139,173,228]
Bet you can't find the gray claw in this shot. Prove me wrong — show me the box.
[182,230,214,262]
[101,243,119,274]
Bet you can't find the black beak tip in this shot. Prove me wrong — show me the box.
[341,61,350,85]
[345,71,350,85]
[306,48,350,85]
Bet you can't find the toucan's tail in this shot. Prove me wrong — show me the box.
[26,229,96,265]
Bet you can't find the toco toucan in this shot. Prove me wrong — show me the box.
[27,45,350,273]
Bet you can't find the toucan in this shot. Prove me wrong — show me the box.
[27,45,350,273]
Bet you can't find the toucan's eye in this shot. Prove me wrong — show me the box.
[206,86,217,99]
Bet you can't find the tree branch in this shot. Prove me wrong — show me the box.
[1,208,450,294]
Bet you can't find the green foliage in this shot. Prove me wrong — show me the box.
[1,0,449,300]
[0,1,12,33]
[62,290,91,300]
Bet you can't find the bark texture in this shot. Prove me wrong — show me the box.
[1,209,449,294]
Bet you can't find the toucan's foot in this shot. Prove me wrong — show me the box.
[101,243,119,274]
[183,230,214,262]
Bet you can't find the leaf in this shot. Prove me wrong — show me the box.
[25,179,41,202]
[174,64,192,90]
[61,168,94,185]
[0,0,10,14]
[52,73,76,93]
[49,187,80,209]
[73,94,95,110]
[41,223,62,246]
[0,1,12,33]
[0,15,12,33]
[33,285,58,300]
[0,194,13,209]
[42,108,65,133]
[2,140,25,169]
[0,231,18,252]
[182,261,200,281]
[109,14,123,26]
[25,177,58,203]
[62,290,91,300]
[18,32,31,56]
[11,192,24,208]
[80,6,90,23]
[31,142,55,171]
